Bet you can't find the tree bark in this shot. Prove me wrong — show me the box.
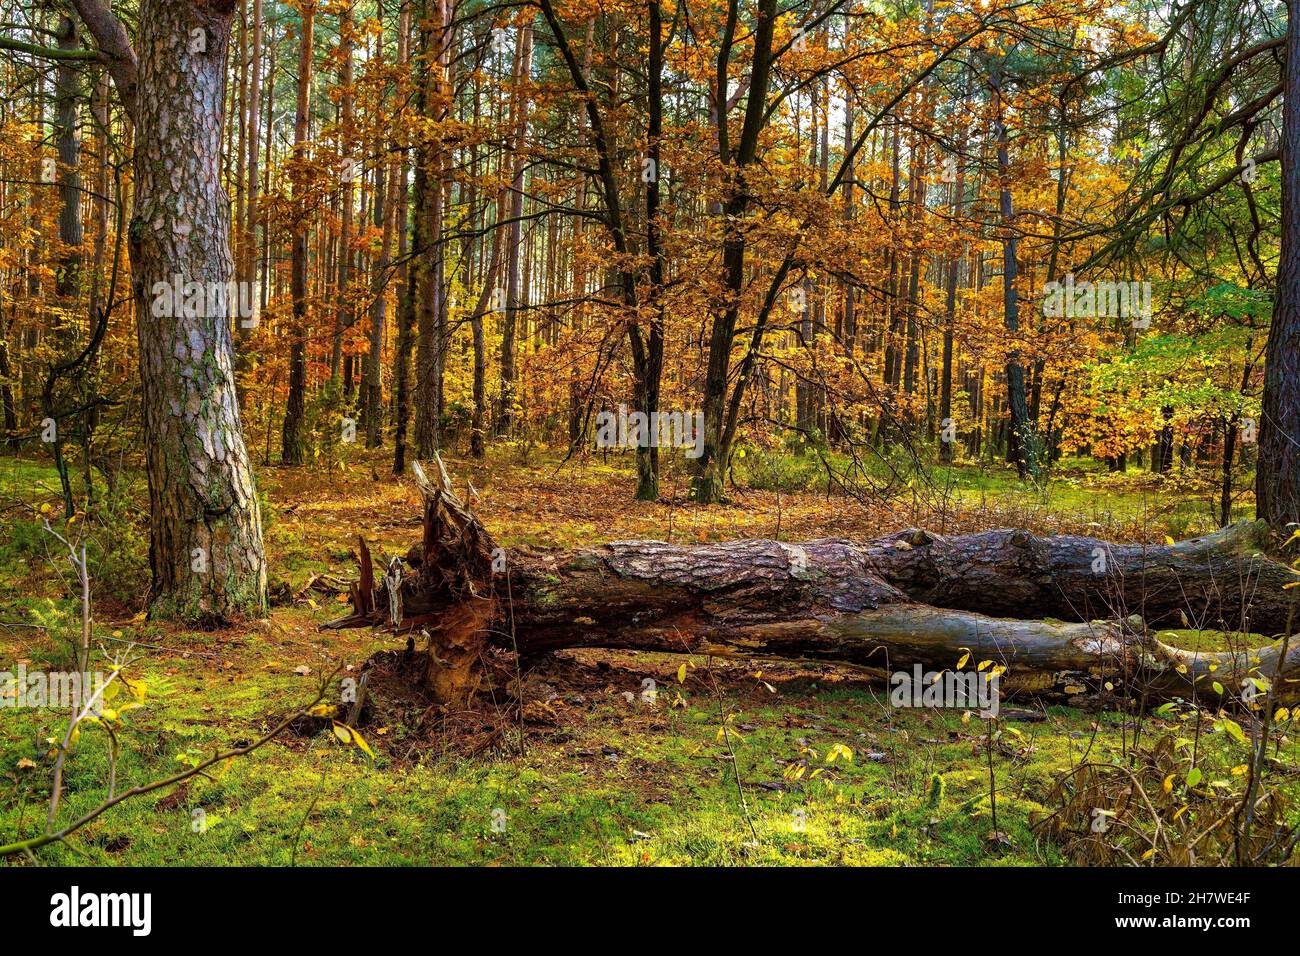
[494,18,533,438]
[938,71,971,465]
[413,0,450,456]
[1258,0,1300,532]
[691,0,779,503]
[54,16,83,312]
[240,0,262,328]
[127,0,268,622]
[632,0,666,501]
[391,164,415,473]
[364,148,396,448]
[281,0,316,465]
[0,301,16,445]
[989,62,1041,481]
[329,3,356,383]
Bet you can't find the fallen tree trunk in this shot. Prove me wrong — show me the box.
[866,523,1295,635]
[324,459,1300,709]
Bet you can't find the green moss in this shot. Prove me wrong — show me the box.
[1155,629,1273,653]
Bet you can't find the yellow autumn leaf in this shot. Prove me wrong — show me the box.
[824,742,853,764]
[350,728,375,759]
[332,720,375,759]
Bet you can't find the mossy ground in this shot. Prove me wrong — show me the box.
[0,448,1293,865]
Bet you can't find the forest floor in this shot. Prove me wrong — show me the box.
[0,446,1294,865]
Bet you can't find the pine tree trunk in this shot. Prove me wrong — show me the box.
[330,3,355,383]
[241,0,262,319]
[1258,5,1300,532]
[281,0,316,466]
[634,0,666,501]
[391,161,416,474]
[495,20,533,437]
[990,64,1041,481]
[129,0,267,622]
[413,0,448,457]
[364,103,396,446]
[54,15,83,314]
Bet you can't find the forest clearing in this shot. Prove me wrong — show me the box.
[0,0,1299,908]
[3,447,1296,867]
